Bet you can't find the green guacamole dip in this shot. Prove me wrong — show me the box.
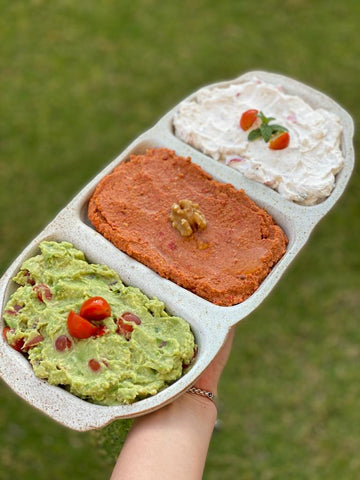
[3,241,195,405]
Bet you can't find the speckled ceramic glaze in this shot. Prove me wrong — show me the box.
[0,71,354,431]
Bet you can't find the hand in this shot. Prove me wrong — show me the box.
[111,326,236,480]
[189,326,236,397]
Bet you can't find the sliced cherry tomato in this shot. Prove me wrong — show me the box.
[80,296,111,321]
[240,109,259,131]
[67,310,98,339]
[269,131,290,150]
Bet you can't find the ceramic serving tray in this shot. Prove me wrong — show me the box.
[0,71,354,431]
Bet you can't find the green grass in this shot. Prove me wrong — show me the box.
[0,1,359,478]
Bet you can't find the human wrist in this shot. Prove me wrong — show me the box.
[187,385,217,404]
[182,387,217,419]
[131,389,217,441]
[115,387,217,480]
[191,379,218,397]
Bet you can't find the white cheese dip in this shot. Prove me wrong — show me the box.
[173,78,344,205]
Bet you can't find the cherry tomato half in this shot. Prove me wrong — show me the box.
[269,131,290,150]
[79,296,111,321]
[240,109,259,131]
[67,311,98,339]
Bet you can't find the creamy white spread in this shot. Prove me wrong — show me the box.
[173,78,344,205]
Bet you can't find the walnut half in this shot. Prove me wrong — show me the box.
[169,199,207,237]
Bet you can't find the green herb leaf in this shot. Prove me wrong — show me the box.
[260,124,273,142]
[247,112,288,144]
[257,111,275,125]
[248,128,263,141]
[270,124,288,133]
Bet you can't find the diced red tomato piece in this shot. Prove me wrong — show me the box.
[240,109,259,130]
[121,312,141,325]
[117,318,134,340]
[23,270,35,285]
[67,311,98,339]
[94,325,108,337]
[2,326,25,352]
[54,335,73,351]
[11,338,25,352]
[5,304,24,316]
[80,296,111,321]
[2,326,9,338]
[269,131,290,150]
[88,358,101,372]
[117,312,141,340]
[23,334,44,350]
[33,284,52,302]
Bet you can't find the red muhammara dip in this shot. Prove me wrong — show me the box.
[88,148,288,306]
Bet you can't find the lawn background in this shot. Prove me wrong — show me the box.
[0,1,359,479]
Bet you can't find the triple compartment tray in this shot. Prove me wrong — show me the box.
[0,71,354,431]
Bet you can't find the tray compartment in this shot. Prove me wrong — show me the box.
[167,70,354,209]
